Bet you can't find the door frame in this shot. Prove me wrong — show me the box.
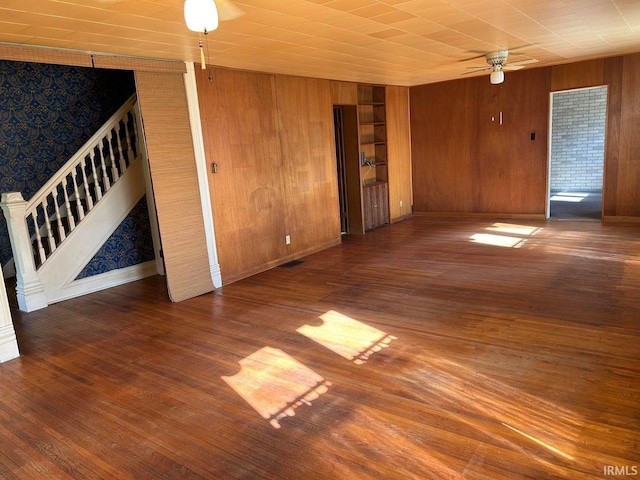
[546,85,608,220]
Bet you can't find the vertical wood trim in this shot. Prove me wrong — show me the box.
[616,54,640,216]
[602,56,623,216]
[183,63,222,287]
[134,71,214,302]
[386,86,412,221]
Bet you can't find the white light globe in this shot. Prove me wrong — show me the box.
[184,0,219,33]
[490,69,504,84]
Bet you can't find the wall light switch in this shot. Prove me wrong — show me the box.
[285,235,291,245]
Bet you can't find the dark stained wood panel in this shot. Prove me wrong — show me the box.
[603,56,624,218]
[551,59,605,91]
[410,78,475,213]
[5,217,640,479]
[615,53,640,217]
[135,71,214,302]
[274,75,341,253]
[411,54,640,220]
[473,68,551,214]
[385,86,412,222]
[196,67,287,283]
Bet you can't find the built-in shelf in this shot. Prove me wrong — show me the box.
[358,84,389,230]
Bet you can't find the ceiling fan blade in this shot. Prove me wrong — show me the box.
[465,66,491,70]
[507,58,539,67]
[461,69,490,75]
[216,0,244,21]
[457,52,487,63]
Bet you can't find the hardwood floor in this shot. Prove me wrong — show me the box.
[2,217,639,479]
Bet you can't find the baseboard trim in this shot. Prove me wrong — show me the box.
[222,237,342,285]
[413,212,547,220]
[390,214,412,224]
[46,261,159,305]
[603,216,640,223]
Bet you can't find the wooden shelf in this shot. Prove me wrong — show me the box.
[358,84,389,229]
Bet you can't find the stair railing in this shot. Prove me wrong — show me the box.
[1,95,141,312]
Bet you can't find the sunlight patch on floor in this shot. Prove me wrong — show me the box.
[297,310,397,364]
[550,192,589,203]
[502,423,574,460]
[470,233,526,248]
[222,346,331,429]
[470,223,543,248]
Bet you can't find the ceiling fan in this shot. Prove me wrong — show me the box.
[184,0,244,72]
[464,50,538,84]
[184,0,244,33]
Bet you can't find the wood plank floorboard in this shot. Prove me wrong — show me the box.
[2,216,639,479]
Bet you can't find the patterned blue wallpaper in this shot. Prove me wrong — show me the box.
[76,196,156,280]
[1,60,155,278]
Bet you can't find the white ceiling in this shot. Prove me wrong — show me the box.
[1,0,639,86]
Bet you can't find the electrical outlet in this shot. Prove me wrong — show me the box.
[400,200,403,207]
[285,235,291,245]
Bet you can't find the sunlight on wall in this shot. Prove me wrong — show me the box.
[297,310,397,364]
[222,346,331,429]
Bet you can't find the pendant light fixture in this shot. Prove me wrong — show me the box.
[184,0,219,72]
[490,65,504,85]
[184,0,219,34]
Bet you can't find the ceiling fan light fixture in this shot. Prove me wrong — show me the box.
[184,0,219,33]
[490,68,504,85]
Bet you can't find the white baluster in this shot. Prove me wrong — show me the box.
[71,167,85,221]
[31,212,47,267]
[124,114,135,163]
[80,158,94,210]
[98,141,111,192]
[107,131,120,181]
[52,188,66,243]
[115,124,127,172]
[88,149,103,201]
[131,107,139,155]
[42,199,56,255]
[62,175,76,231]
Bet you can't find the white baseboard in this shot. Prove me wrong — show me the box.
[46,261,159,305]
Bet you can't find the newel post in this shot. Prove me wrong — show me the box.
[0,193,48,312]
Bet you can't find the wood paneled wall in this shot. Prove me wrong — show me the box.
[552,54,640,219]
[410,53,640,220]
[411,69,550,216]
[196,68,340,283]
[385,86,412,221]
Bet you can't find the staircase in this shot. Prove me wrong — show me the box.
[1,95,154,312]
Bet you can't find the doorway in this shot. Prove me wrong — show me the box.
[548,86,607,220]
[333,105,364,234]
